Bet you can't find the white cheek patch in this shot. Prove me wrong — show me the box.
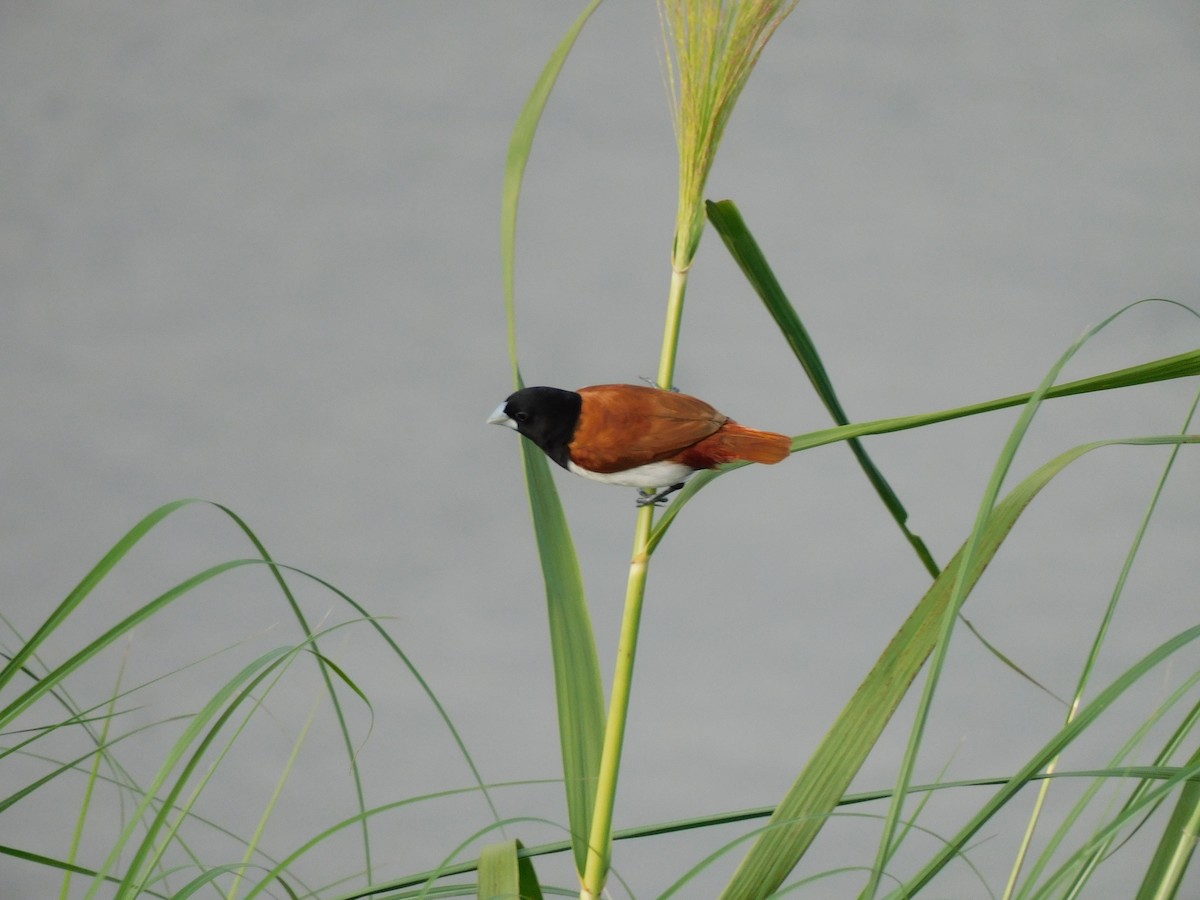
[568,459,695,489]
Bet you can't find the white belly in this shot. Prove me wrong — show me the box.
[567,459,695,489]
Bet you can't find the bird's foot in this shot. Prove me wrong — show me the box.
[635,483,686,507]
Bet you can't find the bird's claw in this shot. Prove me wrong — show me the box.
[638,376,680,392]
[635,483,686,507]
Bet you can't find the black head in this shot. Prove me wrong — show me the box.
[487,386,582,469]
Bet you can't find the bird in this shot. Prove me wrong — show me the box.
[488,383,791,505]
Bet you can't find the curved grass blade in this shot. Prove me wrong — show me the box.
[499,1,607,877]
[0,496,385,881]
[716,433,1198,899]
[97,621,364,900]
[706,198,939,578]
[62,652,124,900]
[517,440,605,879]
[501,0,605,385]
[0,557,263,728]
[411,817,559,900]
[1020,675,1200,898]
[211,501,386,877]
[1007,386,1200,897]
[649,342,1200,552]
[240,781,556,900]
[478,839,544,900]
[227,677,326,900]
[1135,746,1200,900]
[894,634,1200,898]
[867,304,1198,898]
[82,642,297,898]
[0,497,196,699]
[0,845,164,898]
[3,498,505,879]
[707,197,1070,705]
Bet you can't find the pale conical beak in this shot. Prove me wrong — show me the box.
[487,403,516,429]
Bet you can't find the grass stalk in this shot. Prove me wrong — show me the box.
[227,687,324,900]
[656,262,691,391]
[1004,385,1200,899]
[581,7,799,896]
[1136,760,1200,900]
[581,509,655,899]
[59,647,128,900]
[863,314,1129,899]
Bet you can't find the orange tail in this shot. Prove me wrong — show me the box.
[683,422,791,468]
[720,423,792,464]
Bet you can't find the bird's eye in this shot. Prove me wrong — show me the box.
[515,411,530,423]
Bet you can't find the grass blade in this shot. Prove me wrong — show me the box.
[0,498,196,699]
[82,643,297,898]
[499,1,607,876]
[501,0,605,385]
[1007,386,1200,897]
[478,839,544,900]
[649,341,1200,551]
[895,630,1200,898]
[706,198,939,577]
[519,444,605,877]
[1136,745,1200,900]
[717,433,1198,899]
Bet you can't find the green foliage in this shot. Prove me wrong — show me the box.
[659,0,800,264]
[5,4,1199,900]
[478,840,543,900]
[500,0,609,878]
[495,6,1200,899]
[0,501,501,899]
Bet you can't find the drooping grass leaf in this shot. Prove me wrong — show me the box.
[1135,745,1200,900]
[706,198,940,577]
[478,839,543,900]
[895,630,1200,899]
[499,1,607,876]
[649,343,1200,551]
[84,643,298,898]
[0,845,149,897]
[0,497,196,701]
[865,305,1198,897]
[518,442,606,876]
[717,433,1198,898]
[1,498,504,895]
[1006,386,1200,896]
[501,0,606,386]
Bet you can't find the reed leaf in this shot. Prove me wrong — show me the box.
[648,344,1200,550]
[896,629,1200,899]
[1135,744,1200,900]
[500,1,607,877]
[502,0,605,385]
[478,839,543,900]
[1007,386,1200,897]
[718,433,1199,898]
[706,197,940,577]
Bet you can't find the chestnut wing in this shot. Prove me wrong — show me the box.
[571,384,727,474]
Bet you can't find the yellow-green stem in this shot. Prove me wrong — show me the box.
[656,260,691,390]
[1002,698,1078,899]
[581,507,655,898]
[582,256,691,898]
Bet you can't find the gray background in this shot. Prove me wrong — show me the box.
[3,1,1199,897]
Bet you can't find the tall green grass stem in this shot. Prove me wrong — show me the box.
[656,262,690,391]
[581,507,655,898]
[581,179,694,896]
[1005,385,1200,899]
